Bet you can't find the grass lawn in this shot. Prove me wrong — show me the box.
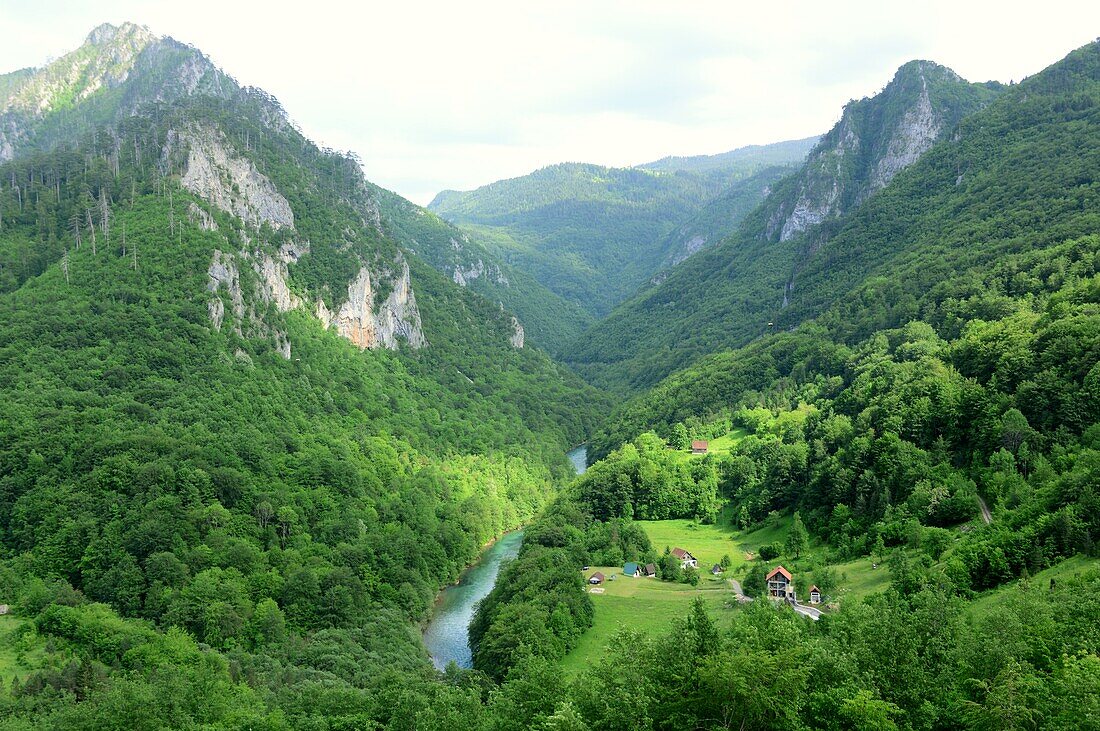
[825,556,892,603]
[561,566,738,675]
[0,613,46,688]
[966,555,1100,618]
[668,429,749,464]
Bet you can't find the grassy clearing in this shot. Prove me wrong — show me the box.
[562,566,738,674]
[0,613,46,688]
[966,555,1100,618]
[668,428,749,464]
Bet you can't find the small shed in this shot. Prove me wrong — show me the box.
[711,564,724,575]
[589,572,605,585]
[623,562,641,578]
[691,440,709,455]
[809,585,822,604]
[642,563,657,578]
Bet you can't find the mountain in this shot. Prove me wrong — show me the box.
[467,44,1100,730]
[637,135,818,176]
[567,60,1005,393]
[428,138,815,317]
[0,23,610,727]
[368,183,594,352]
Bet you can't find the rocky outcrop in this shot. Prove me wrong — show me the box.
[452,256,508,287]
[255,254,300,312]
[171,122,294,230]
[509,316,525,348]
[187,202,218,231]
[316,258,426,350]
[765,60,997,244]
[207,250,244,332]
[868,74,941,193]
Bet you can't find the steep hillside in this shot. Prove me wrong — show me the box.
[428,138,814,317]
[369,184,594,352]
[0,24,609,728]
[568,60,1006,393]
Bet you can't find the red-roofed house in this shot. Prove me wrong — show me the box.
[691,440,709,455]
[766,565,794,599]
[671,547,698,569]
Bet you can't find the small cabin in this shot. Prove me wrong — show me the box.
[671,547,698,569]
[808,585,821,604]
[642,563,657,578]
[766,565,794,599]
[691,440,709,455]
[623,562,641,578]
[711,564,724,576]
[589,572,605,585]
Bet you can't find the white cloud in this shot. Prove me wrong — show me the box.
[2,0,1099,203]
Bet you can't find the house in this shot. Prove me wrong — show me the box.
[671,547,698,569]
[691,440,709,455]
[0,604,8,615]
[589,572,605,585]
[642,563,657,578]
[809,585,822,604]
[766,565,794,599]
[623,562,641,578]
[711,564,724,575]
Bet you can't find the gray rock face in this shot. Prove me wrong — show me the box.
[171,122,294,230]
[255,254,300,312]
[207,250,244,332]
[765,60,991,244]
[315,258,426,350]
[509,316,525,349]
[868,75,941,193]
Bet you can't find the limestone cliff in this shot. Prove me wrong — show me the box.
[509,316,525,349]
[764,61,1000,243]
[170,122,294,230]
[315,258,426,350]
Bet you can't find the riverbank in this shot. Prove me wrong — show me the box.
[422,529,525,670]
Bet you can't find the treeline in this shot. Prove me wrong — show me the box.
[469,497,652,681]
[576,432,722,522]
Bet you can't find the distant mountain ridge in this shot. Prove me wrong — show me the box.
[428,138,816,317]
[566,59,1006,393]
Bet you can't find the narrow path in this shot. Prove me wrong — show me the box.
[977,495,992,525]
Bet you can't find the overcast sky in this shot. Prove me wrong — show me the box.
[3,1,1099,204]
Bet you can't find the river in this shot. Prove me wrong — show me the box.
[423,445,588,669]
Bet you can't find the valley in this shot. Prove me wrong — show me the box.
[0,15,1098,731]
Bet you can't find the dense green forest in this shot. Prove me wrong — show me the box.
[2,19,1100,731]
[566,61,1009,393]
[428,138,813,318]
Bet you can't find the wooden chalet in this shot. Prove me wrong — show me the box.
[766,565,794,599]
[642,563,657,578]
[691,440,709,455]
[809,585,822,604]
[623,562,641,578]
[588,572,605,585]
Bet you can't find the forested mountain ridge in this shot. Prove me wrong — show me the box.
[566,59,1008,393]
[0,23,609,727]
[428,138,815,317]
[368,183,595,352]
